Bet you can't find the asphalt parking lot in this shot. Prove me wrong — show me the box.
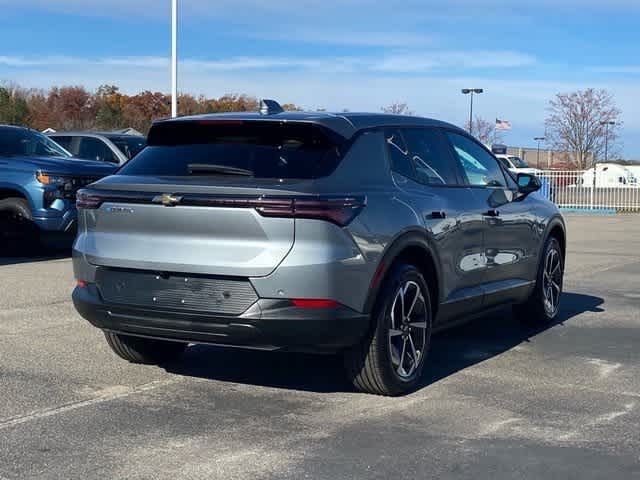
[1,215,639,479]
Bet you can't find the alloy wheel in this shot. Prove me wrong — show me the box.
[388,280,428,379]
[542,247,562,317]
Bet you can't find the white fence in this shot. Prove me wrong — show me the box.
[536,169,640,212]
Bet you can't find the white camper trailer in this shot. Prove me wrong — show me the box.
[625,164,640,185]
[579,163,638,188]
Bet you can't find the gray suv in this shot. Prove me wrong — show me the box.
[72,101,566,395]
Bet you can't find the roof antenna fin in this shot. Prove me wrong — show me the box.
[259,99,284,115]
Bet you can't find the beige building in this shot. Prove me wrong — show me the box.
[506,146,593,170]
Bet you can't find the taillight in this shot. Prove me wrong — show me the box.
[75,189,365,226]
[76,190,103,209]
[257,196,366,226]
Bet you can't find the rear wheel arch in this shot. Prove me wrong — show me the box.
[542,216,566,262]
[363,230,441,319]
[548,222,566,260]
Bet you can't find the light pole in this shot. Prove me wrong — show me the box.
[600,120,615,163]
[171,0,178,118]
[590,120,616,209]
[461,88,483,135]
[534,136,546,169]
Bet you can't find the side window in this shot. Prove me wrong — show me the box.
[384,129,415,180]
[78,137,118,163]
[445,132,506,187]
[51,136,72,150]
[402,128,459,185]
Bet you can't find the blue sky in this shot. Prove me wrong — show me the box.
[1,0,640,157]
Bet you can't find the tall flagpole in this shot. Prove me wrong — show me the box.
[171,0,178,118]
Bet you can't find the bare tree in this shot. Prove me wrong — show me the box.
[545,89,622,168]
[463,116,504,145]
[381,102,413,116]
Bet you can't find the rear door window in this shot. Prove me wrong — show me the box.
[402,128,460,185]
[384,129,415,180]
[385,128,460,185]
[118,121,344,179]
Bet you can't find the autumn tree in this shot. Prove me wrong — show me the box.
[45,86,97,130]
[463,116,504,145]
[26,90,54,131]
[122,91,170,133]
[204,94,259,113]
[177,94,206,116]
[95,85,124,130]
[545,88,622,168]
[3,81,303,133]
[381,102,413,116]
[282,103,303,112]
[0,84,29,125]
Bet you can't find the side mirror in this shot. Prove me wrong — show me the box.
[517,173,541,195]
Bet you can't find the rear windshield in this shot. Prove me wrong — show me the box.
[117,121,344,179]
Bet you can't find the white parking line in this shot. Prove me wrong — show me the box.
[0,379,178,430]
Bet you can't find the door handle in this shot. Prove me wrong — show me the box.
[430,211,447,219]
[484,209,500,217]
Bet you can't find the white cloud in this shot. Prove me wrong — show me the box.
[0,55,79,67]
[372,51,537,72]
[255,30,435,48]
[0,50,536,74]
[590,66,640,74]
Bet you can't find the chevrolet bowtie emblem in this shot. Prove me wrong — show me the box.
[153,193,183,207]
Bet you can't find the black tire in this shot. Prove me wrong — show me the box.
[0,197,39,252]
[104,332,187,365]
[514,236,564,325]
[344,263,433,396]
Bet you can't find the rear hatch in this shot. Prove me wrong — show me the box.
[75,119,347,277]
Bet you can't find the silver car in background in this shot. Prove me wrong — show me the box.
[72,100,566,395]
[48,131,146,165]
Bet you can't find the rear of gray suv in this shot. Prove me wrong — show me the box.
[73,103,566,395]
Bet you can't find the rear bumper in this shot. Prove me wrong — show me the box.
[73,285,369,353]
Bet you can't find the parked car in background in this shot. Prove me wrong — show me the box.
[495,154,542,175]
[0,125,116,250]
[47,132,146,165]
[72,101,566,396]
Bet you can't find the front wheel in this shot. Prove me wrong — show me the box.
[344,263,433,396]
[0,197,39,252]
[514,236,564,324]
[104,332,187,365]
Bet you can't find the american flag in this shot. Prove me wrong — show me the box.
[495,118,512,130]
